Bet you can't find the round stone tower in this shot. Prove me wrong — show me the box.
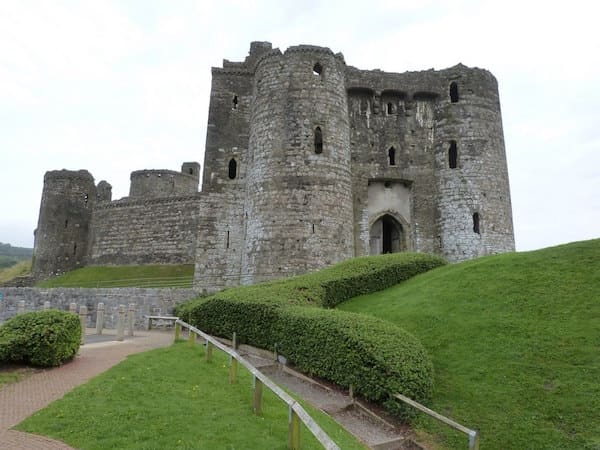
[434,66,515,261]
[241,45,354,283]
[33,170,96,279]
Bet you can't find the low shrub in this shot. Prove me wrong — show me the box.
[0,310,81,367]
[177,253,444,418]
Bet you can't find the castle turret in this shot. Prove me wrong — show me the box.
[32,170,96,279]
[434,66,515,261]
[240,45,354,283]
[128,162,200,199]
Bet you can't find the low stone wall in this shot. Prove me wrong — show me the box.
[0,287,197,329]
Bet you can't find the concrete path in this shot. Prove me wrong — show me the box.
[0,329,173,450]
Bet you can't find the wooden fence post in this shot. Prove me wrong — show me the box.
[206,340,213,362]
[78,305,88,345]
[69,302,77,314]
[174,321,181,342]
[232,332,237,350]
[288,405,301,449]
[96,302,105,335]
[116,305,126,341]
[188,329,196,347]
[253,376,263,415]
[230,356,238,384]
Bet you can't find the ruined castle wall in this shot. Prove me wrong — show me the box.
[434,67,515,261]
[193,191,245,293]
[129,169,199,198]
[201,67,253,194]
[33,170,97,279]
[89,196,200,265]
[241,46,354,284]
[0,287,195,328]
[346,69,441,257]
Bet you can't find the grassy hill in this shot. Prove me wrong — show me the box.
[36,264,194,288]
[0,260,32,284]
[339,239,600,449]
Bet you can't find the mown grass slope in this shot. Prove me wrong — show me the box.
[0,260,31,284]
[36,264,194,288]
[18,342,366,449]
[339,239,600,449]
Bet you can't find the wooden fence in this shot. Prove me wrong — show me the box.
[393,393,480,449]
[175,319,340,450]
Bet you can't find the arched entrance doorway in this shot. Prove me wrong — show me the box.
[369,214,405,255]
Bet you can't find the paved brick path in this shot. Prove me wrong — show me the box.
[0,330,173,450]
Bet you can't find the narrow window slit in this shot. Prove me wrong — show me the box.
[450,82,459,103]
[473,212,480,234]
[388,147,396,166]
[314,127,323,154]
[228,159,237,179]
[449,140,458,169]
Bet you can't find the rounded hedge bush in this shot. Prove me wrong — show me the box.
[0,310,81,367]
[178,253,445,418]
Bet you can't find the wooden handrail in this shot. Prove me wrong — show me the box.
[176,320,340,450]
[393,393,479,450]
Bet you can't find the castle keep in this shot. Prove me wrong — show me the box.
[32,42,515,293]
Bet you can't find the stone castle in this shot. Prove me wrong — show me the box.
[32,42,515,293]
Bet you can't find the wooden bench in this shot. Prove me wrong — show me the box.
[144,315,179,330]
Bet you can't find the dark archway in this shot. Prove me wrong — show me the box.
[369,214,405,255]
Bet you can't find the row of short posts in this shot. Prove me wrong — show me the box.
[17,300,54,313]
[176,325,300,449]
[68,302,136,344]
[16,300,136,345]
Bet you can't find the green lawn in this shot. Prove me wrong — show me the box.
[18,341,365,449]
[36,264,194,288]
[0,260,31,284]
[338,239,600,449]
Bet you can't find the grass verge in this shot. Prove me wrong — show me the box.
[0,260,31,284]
[338,239,600,449]
[36,264,194,288]
[18,341,366,449]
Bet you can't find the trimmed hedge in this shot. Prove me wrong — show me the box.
[177,253,445,418]
[0,310,81,367]
[179,252,446,314]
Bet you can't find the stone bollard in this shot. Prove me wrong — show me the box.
[116,304,126,341]
[127,303,135,337]
[17,300,25,314]
[43,301,51,310]
[69,302,77,314]
[79,305,88,345]
[96,302,105,335]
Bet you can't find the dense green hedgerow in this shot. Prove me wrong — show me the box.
[177,253,445,417]
[180,252,446,313]
[0,310,81,367]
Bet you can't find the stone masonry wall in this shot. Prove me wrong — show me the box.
[129,169,199,199]
[89,196,200,265]
[0,287,195,328]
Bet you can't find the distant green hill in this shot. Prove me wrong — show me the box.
[0,243,33,269]
[339,239,600,449]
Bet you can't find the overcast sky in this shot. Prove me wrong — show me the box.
[1,0,598,251]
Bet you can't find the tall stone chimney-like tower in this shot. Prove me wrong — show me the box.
[33,170,96,279]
